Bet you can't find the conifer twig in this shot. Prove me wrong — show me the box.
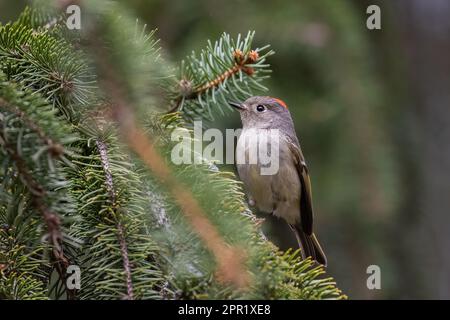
[0,129,74,299]
[195,49,259,95]
[95,139,134,300]
[168,49,260,113]
[0,100,64,157]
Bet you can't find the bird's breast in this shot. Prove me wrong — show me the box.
[236,129,301,221]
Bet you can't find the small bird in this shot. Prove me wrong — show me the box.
[230,96,327,266]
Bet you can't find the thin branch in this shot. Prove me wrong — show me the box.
[194,49,259,95]
[167,49,260,113]
[0,99,64,157]
[0,132,74,299]
[95,139,134,300]
[117,223,133,300]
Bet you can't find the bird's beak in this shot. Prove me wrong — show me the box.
[229,102,246,111]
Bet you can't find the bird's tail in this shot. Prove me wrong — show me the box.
[291,225,327,267]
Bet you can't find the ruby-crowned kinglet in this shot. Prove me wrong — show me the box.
[230,96,327,266]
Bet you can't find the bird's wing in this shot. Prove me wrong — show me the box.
[287,139,314,235]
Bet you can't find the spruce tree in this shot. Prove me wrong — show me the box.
[0,2,346,300]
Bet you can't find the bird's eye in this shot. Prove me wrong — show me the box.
[256,105,265,112]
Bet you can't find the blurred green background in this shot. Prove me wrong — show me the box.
[2,0,449,299]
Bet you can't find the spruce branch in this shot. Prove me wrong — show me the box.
[0,15,95,120]
[0,79,76,299]
[0,180,50,299]
[71,0,250,288]
[95,139,134,300]
[0,101,65,157]
[195,49,260,94]
[99,73,250,289]
[65,113,164,299]
[118,117,249,288]
[169,31,274,119]
[63,118,164,299]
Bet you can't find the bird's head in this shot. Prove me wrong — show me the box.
[229,96,293,130]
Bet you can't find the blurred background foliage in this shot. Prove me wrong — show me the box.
[1,0,449,299]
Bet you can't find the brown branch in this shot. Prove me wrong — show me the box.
[95,139,117,204]
[194,49,259,95]
[167,49,260,114]
[0,132,74,299]
[0,99,64,157]
[116,223,133,299]
[95,139,134,300]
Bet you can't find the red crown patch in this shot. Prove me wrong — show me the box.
[273,98,288,109]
